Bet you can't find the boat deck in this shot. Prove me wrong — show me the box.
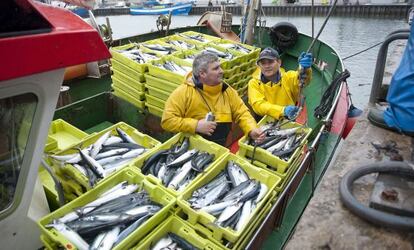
[285,112,414,249]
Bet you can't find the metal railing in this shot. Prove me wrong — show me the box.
[368,29,410,105]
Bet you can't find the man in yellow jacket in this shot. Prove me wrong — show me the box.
[248,47,312,120]
[161,52,264,146]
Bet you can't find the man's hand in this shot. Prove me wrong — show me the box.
[284,105,299,120]
[298,52,313,69]
[196,120,217,136]
[249,128,265,143]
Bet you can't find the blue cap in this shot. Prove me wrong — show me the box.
[257,47,280,63]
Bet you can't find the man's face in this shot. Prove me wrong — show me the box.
[199,61,223,86]
[258,58,281,79]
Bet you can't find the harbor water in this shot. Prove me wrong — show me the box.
[96,15,409,109]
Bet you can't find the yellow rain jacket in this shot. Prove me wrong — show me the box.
[248,67,312,119]
[161,73,257,145]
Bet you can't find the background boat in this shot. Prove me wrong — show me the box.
[130,2,193,15]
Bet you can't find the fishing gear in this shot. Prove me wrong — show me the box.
[314,69,351,119]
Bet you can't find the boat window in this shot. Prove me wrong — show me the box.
[0,93,37,212]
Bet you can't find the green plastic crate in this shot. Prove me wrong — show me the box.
[237,116,312,174]
[112,69,145,90]
[141,39,179,56]
[160,34,207,50]
[51,122,160,190]
[177,153,281,243]
[145,103,164,117]
[145,94,166,110]
[111,59,146,82]
[48,119,89,152]
[131,133,229,197]
[112,88,145,110]
[148,56,192,85]
[44,136,58,153]
[135,216,224,250]
[38,168,175,250]
[144,74,181,93]
[146,85,170,102]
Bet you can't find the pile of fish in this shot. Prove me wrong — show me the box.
[142,44,177,55]
[165,40,195,50]
[202,47,234,60]
[46,181,162,250]
[150,233,198,250]
[155,61,192,76]
[141,137,215,191]
[49,128,147,187]
[214,43,252,54]
[178,33,210,43]
[187,161,268,232]
[115,44,159,64]
[248,121,306,161]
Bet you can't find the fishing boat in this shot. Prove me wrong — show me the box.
[0,0,356,249]
[130,2,193,15]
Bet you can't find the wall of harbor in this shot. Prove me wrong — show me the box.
[189,4,411,18]
[92,4,411,18]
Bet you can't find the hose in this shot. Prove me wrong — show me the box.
[339,161,414,231]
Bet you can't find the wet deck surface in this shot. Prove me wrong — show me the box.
[285,113,414,250]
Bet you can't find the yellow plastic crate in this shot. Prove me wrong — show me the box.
[145,94,166,110]
[112,69,145,91]
[135,216,224,250]
[44,136,58,153]
[237,116,312,174]
[38,168,175,250]
[180,31,220,44]
[111,79,145,101]
[159,34,207,51]
[48,119,89,152]
[146,84,170,102]
[113,88,145,110]
[51,122,160,190]
[111,58,146,82]
[110,44,150,73]
[177,153,281,243]
[144,74,181,93]
[141,39,178,56]
[131,133,229,197]
[148,57,192,85]
[145,103,164,117]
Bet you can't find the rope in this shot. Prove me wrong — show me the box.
[314,69,351,119]
[342,41,383,61]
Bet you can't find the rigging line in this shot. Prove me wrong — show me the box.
[342,41,383,61]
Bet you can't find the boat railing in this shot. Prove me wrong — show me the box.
[368,29,410,105]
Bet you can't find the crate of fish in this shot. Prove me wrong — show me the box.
[145,94,165,110]
[134,216,224,250]
[111,59,146,83]
[159,34,206,51]
[198,46,244,70]
[48,119,89,153]
[146,84,170,102]
[38,168,175,250]
[177,153,281,243]
[47,122,160,190]
[145,103,164,118]
[112,69,145,92]
[237,117,312,174]
[172,49,202,65]
[140,39,178,57]
[111,77,145,101]
[215,39,260,61]
[110,43,161,73]
[112,87,145,110]
[44,136,58,153]
[147,57,192,85]
[223,65,241,79]
[179,31,221,44]
[144,74,180,93]
[131,133,229,197]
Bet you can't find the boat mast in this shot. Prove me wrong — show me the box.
[243,0,260,45]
